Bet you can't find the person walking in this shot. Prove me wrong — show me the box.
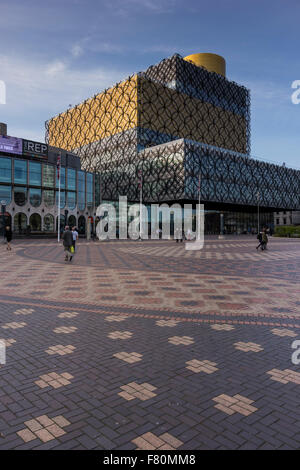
[256,231,263,250]
[261,229,268,251]
[72,226,78,252]
[62,226,73,262]
[4,225,12,251]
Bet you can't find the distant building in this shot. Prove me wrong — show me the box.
[0,127,95,235]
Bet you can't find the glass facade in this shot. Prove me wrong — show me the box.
[0,157,12,183]
[86,173,93,209]
[0,152,95,234]
[14,159,27,184]
[29,188,42,207]
[67,168,76,190]
[43,164,55,187]
[0,185,11,204]
[56,167,65,189]
[44,189,55,207]
[29,161,41,186]
[78,171,85,210]
[14,187,27,206]
[67,191,76,209]
[56,190,65,208]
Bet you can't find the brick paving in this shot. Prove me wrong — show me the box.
[0,236,300,449]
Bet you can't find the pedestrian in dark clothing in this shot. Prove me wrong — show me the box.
[256,232,262,250]
[62,226,73,262]
[261,230,268,250]
[4,226,12,251]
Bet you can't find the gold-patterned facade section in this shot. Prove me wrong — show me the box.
[47,75,138,150]
[138,77,247,154]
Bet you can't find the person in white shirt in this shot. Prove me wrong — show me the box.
[72,226,79,251]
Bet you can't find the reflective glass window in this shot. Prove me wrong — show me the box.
[44,214,54,232]
[14,159,27,184]
[29,161,41,186]
[44,190,55,207]
[56,166,65,189]
[29,188,42,207]
[14,213,27,232]
[43,164,54,187]
[86,173,93,209]
[77,171,85,210]
[67,191,76,209]
[56,190,65,208]
[0,185,11,204]
[67,168,76,190]
[14,187,27,206]
[0,157,12,183]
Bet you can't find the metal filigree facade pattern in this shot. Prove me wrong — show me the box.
[45,54,300,210]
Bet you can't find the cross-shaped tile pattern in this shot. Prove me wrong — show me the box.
[113,352,142,363]
[186,359,218,374]
[213,394,258,416]
[132,432,183,450]
[118,382,157,401]
[35,372,74,389]
[108,331,133,339]
[168,336,194,345]
[267,369,300,384]
[53,326,78,334]
[270,328,297,337]
[17,415,70,443]
[2,322,26,329]
[45,344,76,356]
[234,342,264,352]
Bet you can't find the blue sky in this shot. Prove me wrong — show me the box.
[0,0,299,168]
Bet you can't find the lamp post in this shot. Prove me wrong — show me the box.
[1,200,6,239]
[197,173,201,241]
[257,191,260,234]
[138,169,143,240]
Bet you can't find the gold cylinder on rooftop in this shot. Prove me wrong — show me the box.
[184,53,226,77]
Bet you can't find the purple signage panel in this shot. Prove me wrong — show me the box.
[0,135,22,155]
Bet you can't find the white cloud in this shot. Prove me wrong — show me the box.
[71,44,84,58]
[46,60,68,76]
[0,53,131,141]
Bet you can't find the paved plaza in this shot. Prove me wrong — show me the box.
[0,236,300,450]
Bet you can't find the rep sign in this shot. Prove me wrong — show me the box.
[23,139,48,158]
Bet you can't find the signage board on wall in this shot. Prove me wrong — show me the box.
[23,139,48,158]
[0,135,22,155]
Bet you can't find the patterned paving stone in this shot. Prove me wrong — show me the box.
[212,394,258,416]
[234,342,264,352]
[119,382,157,401]
[132,432,183,450]
[53,326,78,334]
[105,315,128,322]
[35,372,74,389]
[113,352,143,363]
[156,319,180,327]
[267,369,300,385]
[1,238,300,450]
[2,322,27,329]
[45,344,76,356]
[0,338,16,347]
[168,336,194,345]
[17,415,70,443]
[211,323,235,331]
[186,359,218,374]
[271,328,298,337]
[13,308,34,315]
[108,331,133,339]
